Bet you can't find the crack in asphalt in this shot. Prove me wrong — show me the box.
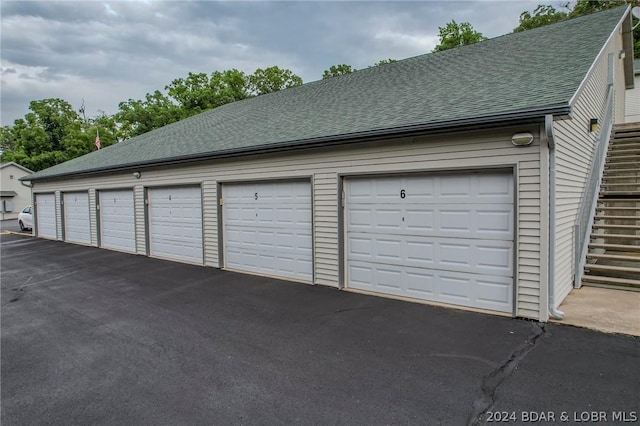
[9,287,25,303]
[467,322,546,426]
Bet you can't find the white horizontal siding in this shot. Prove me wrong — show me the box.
[202,181,218,268]
[32,125,542,319]
[134,185,145,255]
[552,27,626,306]
[54,190,62,241]
[313,173,338,286]
[89,189,98,247]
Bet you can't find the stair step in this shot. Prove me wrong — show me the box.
[581,275,640,290]
[606,156,640,163]
[591,233,640,240]
[609,140,640,146]
[612,132,640,139]
[584,264,640,274]
[600,192,640,196]
[604,162,640,168]
[594,215,640,220]
[586,252,640,261]
[602,174,640,179]
[611,127,640,138]
[613,122,640,131]
[608,148,640,155]
[589,243,640,252]
[592,224,640,230]
[596,206,640,211]
[610,141,640,147]
[601,182,640,187]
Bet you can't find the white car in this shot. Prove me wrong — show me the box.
[18,206,33,231]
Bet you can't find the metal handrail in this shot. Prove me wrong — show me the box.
[573,86,614,288]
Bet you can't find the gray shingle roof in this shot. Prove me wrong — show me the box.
[26,6,628,181]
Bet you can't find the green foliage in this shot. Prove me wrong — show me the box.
[0,99,117,171]
[570,0,631,16]
[166,69,249,115]
[322,64,356,79]
[433,20,487,52]
[116,66,301,139]
[373,58,397,66]
[248,66,303,95]
[513,4,568,32]
[115,91,183,140]
[514,0,639,57]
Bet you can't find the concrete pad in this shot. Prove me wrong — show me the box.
[554,287,640,336]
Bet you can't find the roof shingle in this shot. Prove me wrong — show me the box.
[26,6,628,181]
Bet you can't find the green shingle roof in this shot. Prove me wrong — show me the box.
[26,6,628,181]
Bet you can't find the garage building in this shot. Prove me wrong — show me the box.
[22,7,636,321]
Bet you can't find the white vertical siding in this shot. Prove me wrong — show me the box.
[55,190,62,241]
[313,173,339,286]
[202,180,219,268]
[134,185,145,255]
[31,126,543,319]
[89,188,98,247]
[625,75,640,123]
[553,27,626,305]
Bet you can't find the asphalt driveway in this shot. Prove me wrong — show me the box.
[2,233,639,425]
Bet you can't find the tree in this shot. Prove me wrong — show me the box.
[115,91,183,140]
[0,99,116,171]
[433,20,486,52]
[322,64,356,79]
[373,58,397,66]
[571,0,640,58]
[569,0,635,16]
[514,1,639,57]
[248,66,303,95]
[513,4,568,32]
[166,69,249,115]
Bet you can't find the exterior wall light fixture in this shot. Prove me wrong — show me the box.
[511,132,534,146]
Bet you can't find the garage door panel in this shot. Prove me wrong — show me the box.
[36,194,57,239]
[349,260,513,312]
[63,192,90,245]
[148,186,203,264]
[226,247,312,278]
[477,174,513,197]
[223,181,312,282]
[406,210,434,230]
[349,232,512,274]
[349,205,512,239]
[100,190,135,253]
[346,172,514,313]
[226,231,312,254]
[476,210,513,234]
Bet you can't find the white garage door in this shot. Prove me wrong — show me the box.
[99,189,136,253]
[148,186,203,264]
[63,192,90,245]
[345,171,514,313]
[223,181,313,282]
[36,193,56,239]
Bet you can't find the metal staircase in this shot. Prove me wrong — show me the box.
[582,122,640,291]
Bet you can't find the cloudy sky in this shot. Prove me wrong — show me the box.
[1,0,544,126]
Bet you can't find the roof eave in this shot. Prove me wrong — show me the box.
[23,104,570,183]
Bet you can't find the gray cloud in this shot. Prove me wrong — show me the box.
[1,0,540,125]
